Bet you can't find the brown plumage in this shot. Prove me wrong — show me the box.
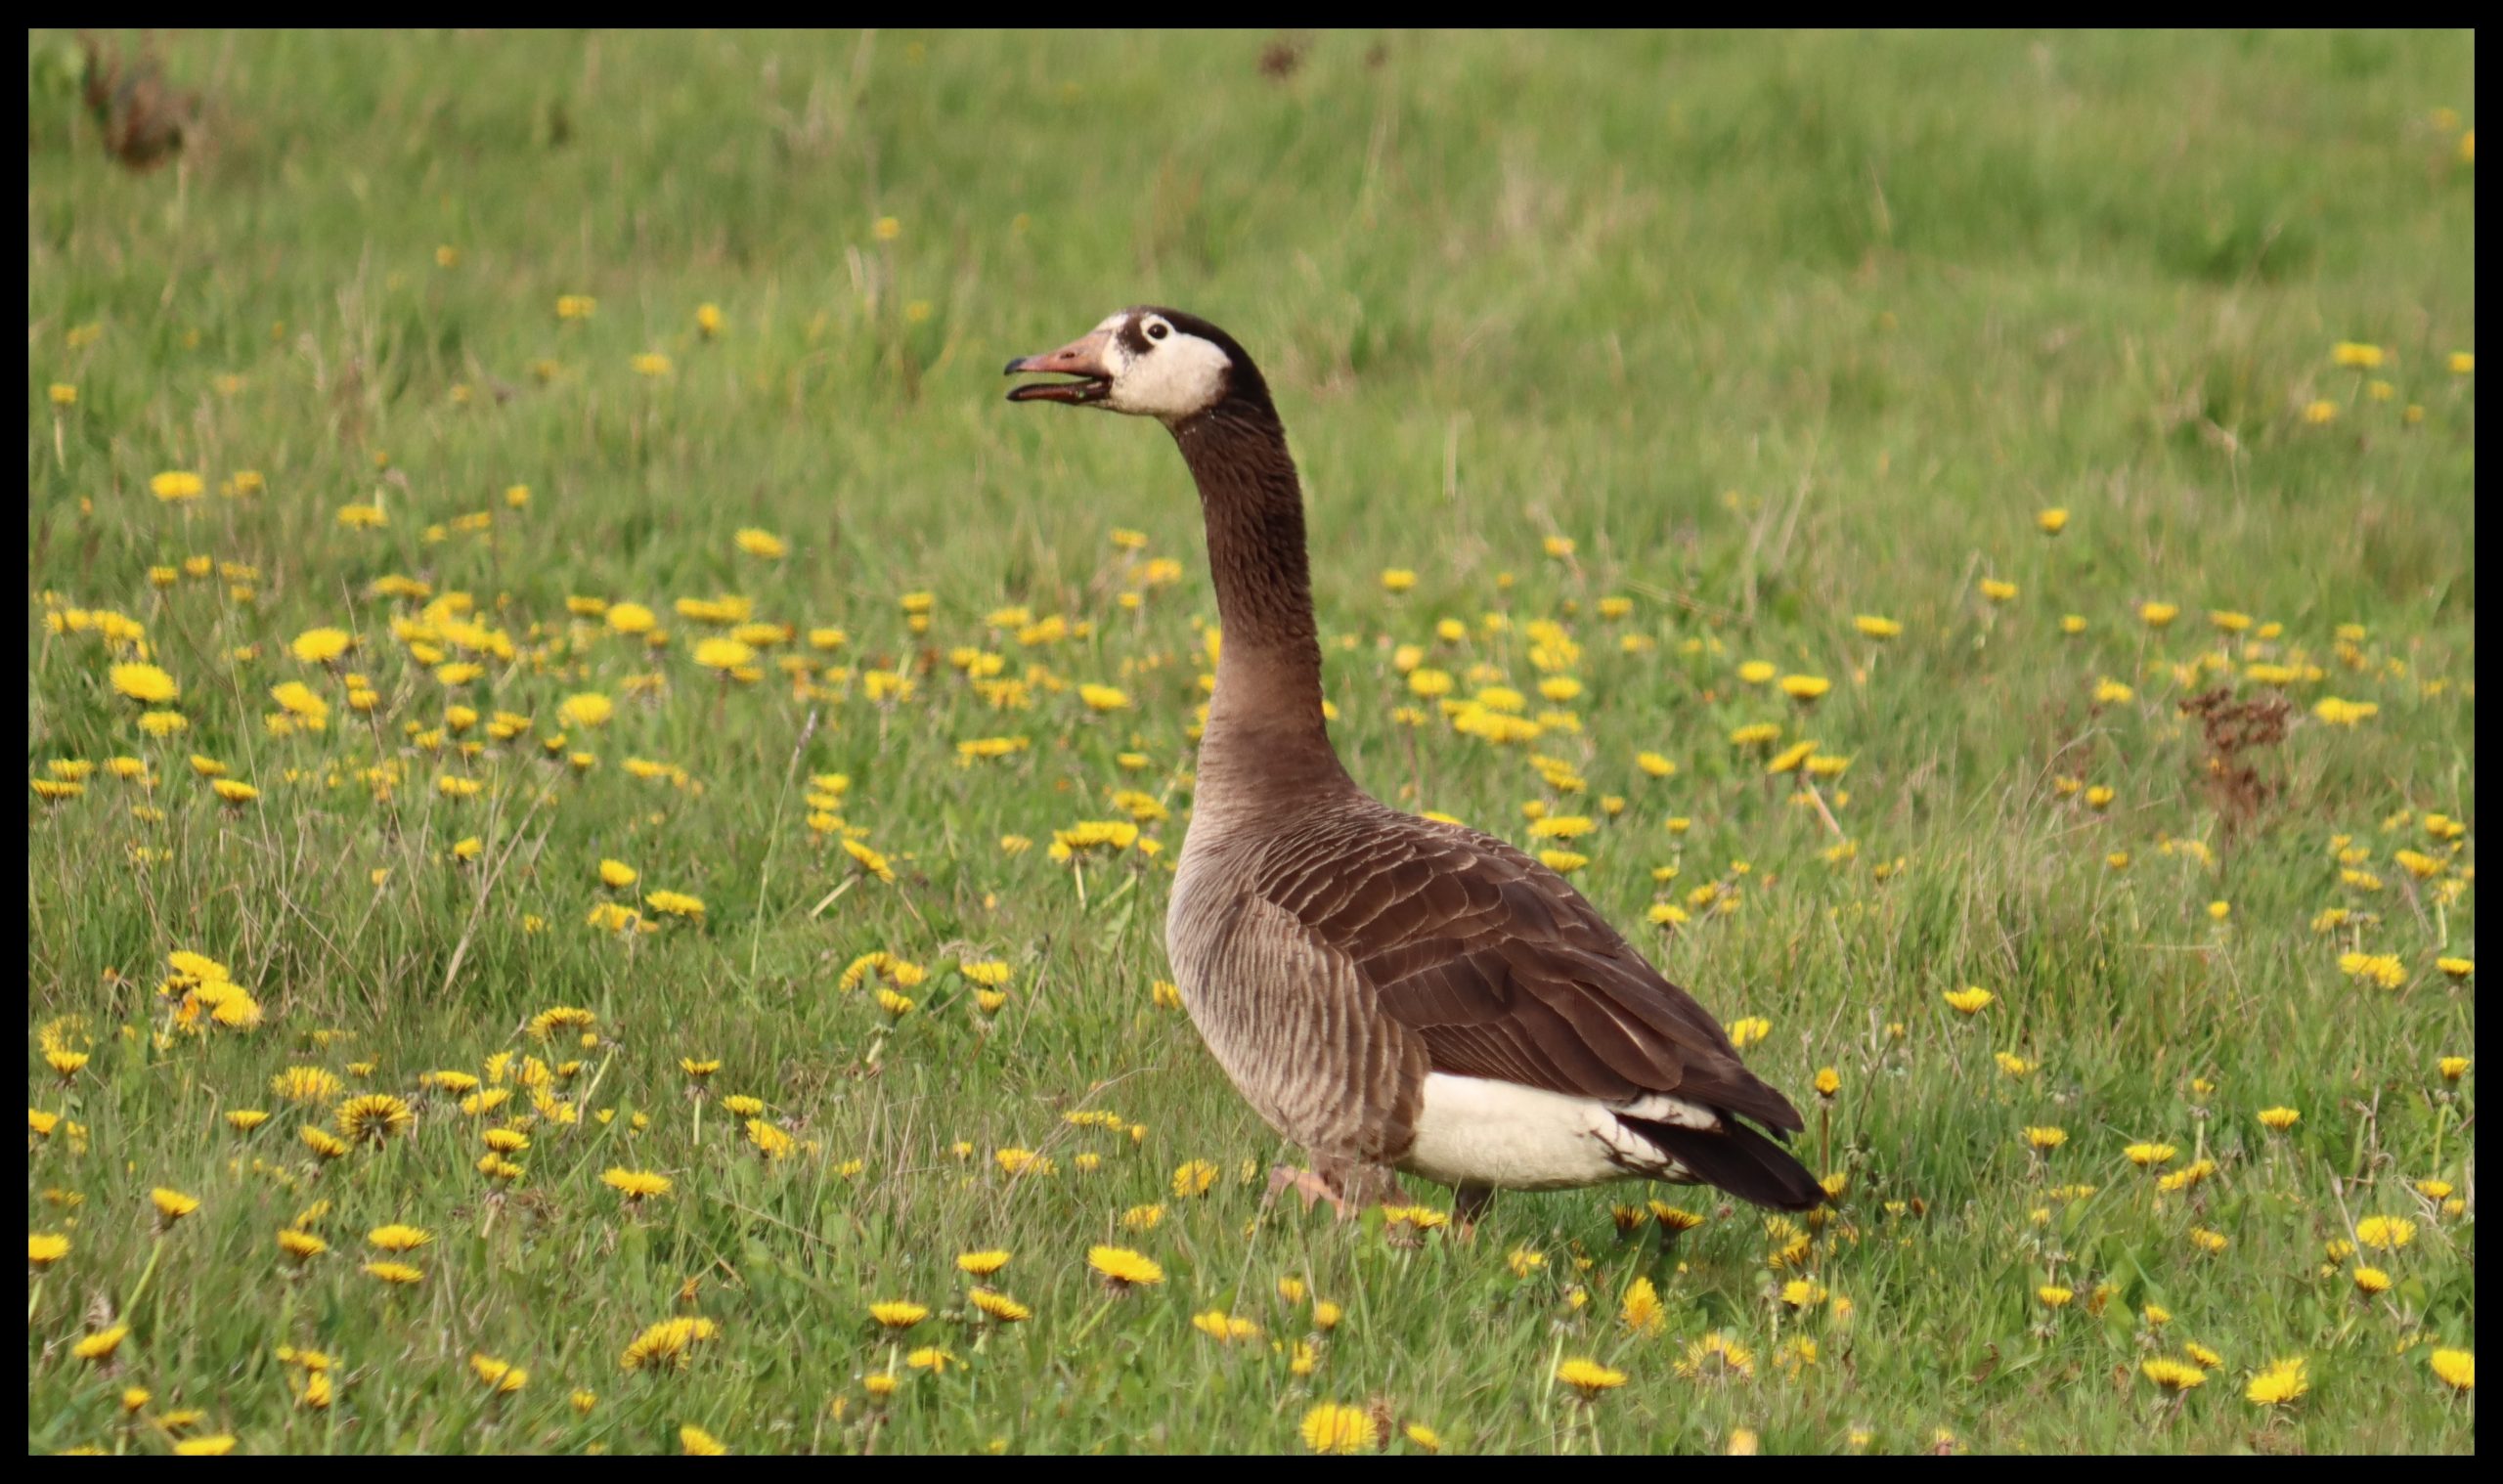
[79,33,196,173]
[1007,308,1823,1217]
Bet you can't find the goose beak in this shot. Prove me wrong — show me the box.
[1004,329,1115,406]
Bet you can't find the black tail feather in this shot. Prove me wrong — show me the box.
[1622,1115,1827,1212]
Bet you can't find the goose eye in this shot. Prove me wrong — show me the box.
[1146,322,1169,342]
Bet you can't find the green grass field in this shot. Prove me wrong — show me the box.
[25,29,2477,1454]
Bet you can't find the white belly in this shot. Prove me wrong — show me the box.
[1399,1073,1715,1191]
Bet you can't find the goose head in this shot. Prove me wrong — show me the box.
[1004,307,1269,423]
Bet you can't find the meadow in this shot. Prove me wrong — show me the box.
[23,29,2476,1453]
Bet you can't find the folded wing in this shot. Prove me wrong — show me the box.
[1255,807,1804,1138]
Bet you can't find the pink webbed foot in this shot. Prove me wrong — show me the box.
[1265,1164,1352,1217]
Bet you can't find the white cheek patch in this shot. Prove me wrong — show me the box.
[1110,330,1229,419]
[1096,316,1134,380]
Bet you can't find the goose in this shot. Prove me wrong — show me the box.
[1006,308,1825,1220]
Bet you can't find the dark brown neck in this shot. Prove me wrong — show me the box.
[1169,404,1349,807]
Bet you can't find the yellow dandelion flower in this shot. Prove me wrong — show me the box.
[906,1345,959,1374]
[1556,1357,1628,1397]
[1682,1331,1762,1381]
[337,1093,413,1142]
[621,1316,722,1372]
[73,1325,130,1362]
[842,838,897,882]
[602,1168,671,1200]
[1652,1203,1706,1234]
[2143,1357,2206,1392]
[969,1288,1031,1323]
[470,1353,528,1393]
[1299,1402,1379,1454]
[2246,1357,2308,1407]
[956,1248,1012,1277]
[1766,740,1818,774]
[2355,1215,2416,1250]
[645,890,706,921]
[692,637,754,674]
[1088,1244,1164,1288]
[745,1118,794,1159]
[289,627,353,666]
[109,663,180,705]
[1621,1276,1665,1334]
[1191,1308,1261,1343]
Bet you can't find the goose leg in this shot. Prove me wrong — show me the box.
[1453,1182,1494,1240]
[1265,1164,1347,1215]
[1320,1155,1407,1212]
[1264,1157,1409,1219]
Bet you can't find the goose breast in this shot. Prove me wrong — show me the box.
[1166,842,1427,1164]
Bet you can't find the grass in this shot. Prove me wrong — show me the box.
[24,28,2477,1454]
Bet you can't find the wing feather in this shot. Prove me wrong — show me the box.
[1254,806,1803,1135]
